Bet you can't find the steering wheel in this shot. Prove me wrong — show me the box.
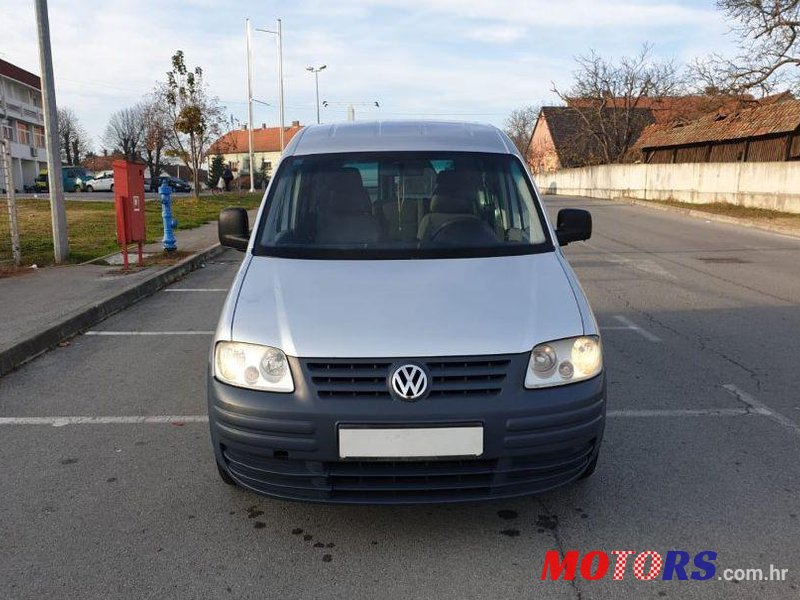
[427,216,497,245]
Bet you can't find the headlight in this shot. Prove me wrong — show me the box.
[214,342,294,392]
[525,336,602,388]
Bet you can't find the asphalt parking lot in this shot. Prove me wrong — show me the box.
[1,195,799,599]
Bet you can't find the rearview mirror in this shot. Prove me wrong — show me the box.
[219,207,250,251]
[555,209,592,246]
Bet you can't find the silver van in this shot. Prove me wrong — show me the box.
[209,120,604,504]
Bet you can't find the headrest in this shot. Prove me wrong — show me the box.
[430,170,476,214]
[323,168,371,214]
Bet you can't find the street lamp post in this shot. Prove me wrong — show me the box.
[306,65,326,124]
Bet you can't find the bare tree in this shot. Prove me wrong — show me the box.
[552,44,684,164]
[158,50,225,196]
[695,0,800,94]
[103,105,145,162]
[504,105,539,158]
[57,107,91,165]
[140,98,169,191]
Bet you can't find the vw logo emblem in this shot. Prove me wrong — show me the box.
[390,363,429,401]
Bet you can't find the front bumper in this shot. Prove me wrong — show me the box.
[208,354,606,504]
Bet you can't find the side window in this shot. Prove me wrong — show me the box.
[509,161,545,244]
[262,165,300,242]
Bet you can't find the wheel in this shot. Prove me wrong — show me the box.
[580,451,599,479]
[85,185,93,192]
[217,461,236,486]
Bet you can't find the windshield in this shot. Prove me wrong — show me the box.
[254,151,551,259]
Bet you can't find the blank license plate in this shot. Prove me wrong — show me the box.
[338,426,484,459]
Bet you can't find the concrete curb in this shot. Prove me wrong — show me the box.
[615,197,800,239]
[0,243,226,378]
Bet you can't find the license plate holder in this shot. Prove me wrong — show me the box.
[338,425,484,459]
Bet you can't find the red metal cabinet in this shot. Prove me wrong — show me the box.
[112,160,146,267]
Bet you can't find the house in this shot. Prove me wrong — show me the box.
[634,95,800,164]
[567,95,753,125]
[527,106,654,174]
[206,122,304,177]
[0,59,47,191]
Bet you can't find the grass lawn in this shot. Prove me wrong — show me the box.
[643,199,800,233]
[0,192,263,266]
[651,199,800,221]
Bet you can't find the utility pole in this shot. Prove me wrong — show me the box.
[256,19,286,151]
[276,19,285,151]
[321,100,378,123]
[34,0,68,262]
[245,18,255,193]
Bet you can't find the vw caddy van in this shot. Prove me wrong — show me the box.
[209,121,604,504]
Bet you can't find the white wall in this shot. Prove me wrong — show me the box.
[536,162,800,214]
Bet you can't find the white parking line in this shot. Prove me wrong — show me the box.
[85,331,215,336]
[0,415,209,427]
[164,288,227,292]
[723,384,800,438]
[583,240,676,280]
[611,315,663,342]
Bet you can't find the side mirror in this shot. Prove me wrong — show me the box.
[219,207,250,251]
[555,208,592,246]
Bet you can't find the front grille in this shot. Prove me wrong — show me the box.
[222,443,594,504]
[304,356,512,399]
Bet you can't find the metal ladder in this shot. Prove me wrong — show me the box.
[0,137,21,265]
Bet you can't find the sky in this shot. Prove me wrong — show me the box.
[1,0,738,152]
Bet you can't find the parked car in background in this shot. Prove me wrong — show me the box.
[64,166,93,192]
[34,171,48,193]
[86,171,114,192]
[159,176,192,193]
[33,167,93,193]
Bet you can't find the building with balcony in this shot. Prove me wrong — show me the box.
[0,59,47,192]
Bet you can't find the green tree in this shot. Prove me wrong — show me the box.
[208,154,224,188]
[158,50,225,197]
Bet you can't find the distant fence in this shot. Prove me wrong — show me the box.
[536,161,800,214]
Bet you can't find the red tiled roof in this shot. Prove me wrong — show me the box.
[568,95,754,124]
[208,124,304,155]
[636,97,800,149]
[0,59,41,90]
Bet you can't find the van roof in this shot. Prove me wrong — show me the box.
[285,120,519,157]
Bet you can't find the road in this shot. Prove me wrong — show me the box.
[1,195,799,599]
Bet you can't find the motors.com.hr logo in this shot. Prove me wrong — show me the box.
[540,550,789,582]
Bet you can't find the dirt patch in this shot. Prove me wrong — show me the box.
[623,198,800,236]
[0,265,38,279]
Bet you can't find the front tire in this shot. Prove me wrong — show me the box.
[86,185,93,192]
[580,451,599,479]
[217,461,236,486]
[109,184,114,192]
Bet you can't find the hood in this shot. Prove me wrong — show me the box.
[230,253,584,358]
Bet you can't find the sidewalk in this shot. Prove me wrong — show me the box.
[0,213,252,377]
